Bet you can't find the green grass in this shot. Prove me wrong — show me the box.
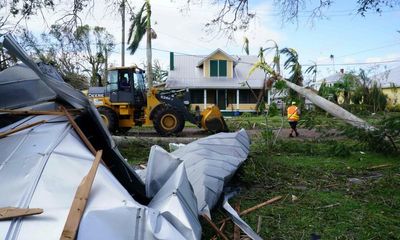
[118,126,400,239]
[202,138,400,239]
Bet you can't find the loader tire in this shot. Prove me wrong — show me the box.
[98,106,118,133]
[153,106,184,136]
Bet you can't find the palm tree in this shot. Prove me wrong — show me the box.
[248,43,374,131]
[127,0,156,88]
[280,47,303,102]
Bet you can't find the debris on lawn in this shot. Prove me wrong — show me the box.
[0,33,257,239]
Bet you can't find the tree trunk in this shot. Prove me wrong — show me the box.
[283,79,374,131]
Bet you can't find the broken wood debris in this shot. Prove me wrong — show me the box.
[0,120,47,139]
[233,202,241,240]
[218,195,282,225]
[60,150,103,240]
[367,164,392,170]
[315,203,340,209]
[256,215,262,234]
[60,106,107,167]
[201,214,229,240]
[0,109,82,116]
[0,207,43,220]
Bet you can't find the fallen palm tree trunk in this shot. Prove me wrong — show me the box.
[283,80,374,131]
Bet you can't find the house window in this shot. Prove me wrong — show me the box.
[239,89,258,104]
[190,89,204,103]
[210,60,227,77]
[207,89,216,104]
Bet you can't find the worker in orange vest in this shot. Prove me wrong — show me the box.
[287,101,300,137]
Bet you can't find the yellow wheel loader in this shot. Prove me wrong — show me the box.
[87,66,228,136]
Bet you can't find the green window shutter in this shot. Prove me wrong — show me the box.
[210,60,218,77]
[219,60,227,76]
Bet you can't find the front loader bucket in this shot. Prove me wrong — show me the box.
[200,106,229,132]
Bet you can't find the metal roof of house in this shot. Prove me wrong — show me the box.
[372,65,400,88]
[317,72,344,85]
[166,54,265,89]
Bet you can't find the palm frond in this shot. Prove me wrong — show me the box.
[242,36,249,55]
[248,61,275,79]
[127,3,147,55]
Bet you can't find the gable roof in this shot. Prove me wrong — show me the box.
[318,72,345,85]
[166,54,265,89]
[196,48,237,67]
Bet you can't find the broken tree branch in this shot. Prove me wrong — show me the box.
[202,214,229,240]
[60,150,103,240]
[0,120,46,139]
[0,207,43,220]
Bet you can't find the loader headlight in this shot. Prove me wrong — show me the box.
[183,100,190,105]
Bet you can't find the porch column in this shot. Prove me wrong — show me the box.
[203,89,207,109]
[225,89,227,108]
[236,89,240,110]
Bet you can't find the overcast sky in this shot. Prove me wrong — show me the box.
[2,0,400,81]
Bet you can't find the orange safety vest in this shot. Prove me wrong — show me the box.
[287,105,299,121]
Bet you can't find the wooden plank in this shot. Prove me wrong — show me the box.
[0,120,46,139]
[0,207,43,220]
[60,106,107,167]
[218,196,282,225]
[60,106,96,155]
[0,109,66,116]
[60,150,103,240]
[201,214,229,240]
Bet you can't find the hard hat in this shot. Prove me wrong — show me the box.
[292,101,296,105]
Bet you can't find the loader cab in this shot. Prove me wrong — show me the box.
[106,66,146,107]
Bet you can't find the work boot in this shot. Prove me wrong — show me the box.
[289,134,294,138]
[295,132,299,137]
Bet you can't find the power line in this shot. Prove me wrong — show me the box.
[140,46,400,67]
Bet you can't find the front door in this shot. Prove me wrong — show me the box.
[217,89,226,110]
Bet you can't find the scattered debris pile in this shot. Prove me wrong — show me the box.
[0,34,261,239]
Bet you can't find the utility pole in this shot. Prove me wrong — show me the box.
[146,0,153,89]
[121,0,125,66]
[104,45,108,84]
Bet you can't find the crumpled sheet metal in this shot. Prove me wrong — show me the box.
[0,115,200,239]
[1,34,147,202]
[146,129,250,216]
[1,34,251,239]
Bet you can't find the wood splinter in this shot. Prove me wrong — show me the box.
[0,120,47,139]
[0,207,43,220]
